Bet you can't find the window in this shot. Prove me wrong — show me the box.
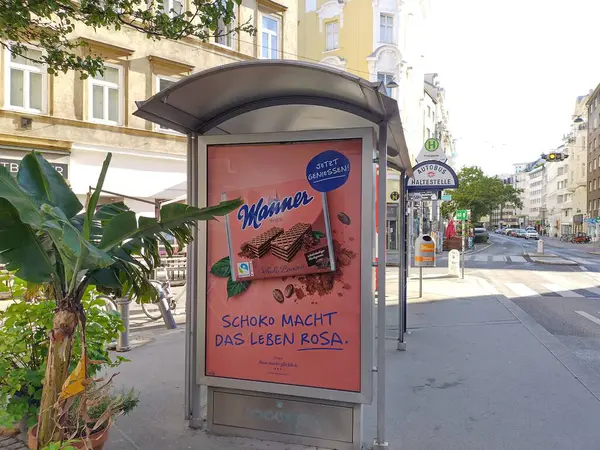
[260,15,280,59]
[594,179,597,190]
[590,162,593,173]
[5,47,45,112]
[379,14,394,44]
[162,0,183,17]
[427,105,431,118]
[594,200,597,211]
[88,65,122,125]
[215,17,233,47]
[426,128,431,139]
[325,21,339,51]
[590,201,593,212]
[155,76,180,132]
[377,72,394,96]
[595,158,597,170]
[590,181,592,192]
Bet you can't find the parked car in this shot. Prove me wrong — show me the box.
[505,228,516,236]
[474,227,489,243]
[525,229,539,240]
[495,228,503,234]
[516,229,528,238]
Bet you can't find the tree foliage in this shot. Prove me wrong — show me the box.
[440,166,523,223]
[0,0,255,78]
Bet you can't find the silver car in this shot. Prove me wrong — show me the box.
[525,229,539,240]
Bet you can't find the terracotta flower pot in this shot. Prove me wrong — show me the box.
[28,424,110,450]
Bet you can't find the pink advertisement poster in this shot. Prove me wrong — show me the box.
[205,139,363,392]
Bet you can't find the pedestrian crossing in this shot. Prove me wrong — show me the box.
[479,270,600,299]
[466,255,527,263]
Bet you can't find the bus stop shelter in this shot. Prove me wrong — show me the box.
[134,59,412,450]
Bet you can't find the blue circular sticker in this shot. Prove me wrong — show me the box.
[306,150,351,193]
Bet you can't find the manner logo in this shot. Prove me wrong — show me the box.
[237,190,314,230]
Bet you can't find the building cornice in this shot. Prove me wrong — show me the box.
[0,132,71,153]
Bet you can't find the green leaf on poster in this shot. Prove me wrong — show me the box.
[210,256,231,278]
[227,277,250,298]
[312,231,325,239]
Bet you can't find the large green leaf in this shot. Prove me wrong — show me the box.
[17,152,82,219]
[83,153,111,240]
[99,211,137,250]
[40,204,114,271]
[0,199,57,283]
[0,166,44,228]
[98,199,243,252]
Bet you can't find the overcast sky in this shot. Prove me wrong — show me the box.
[423,0,600,176]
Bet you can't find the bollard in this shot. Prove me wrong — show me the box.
[116,297,131,352]
[537,239,544,254]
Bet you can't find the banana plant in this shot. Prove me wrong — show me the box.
[0,151,241,447]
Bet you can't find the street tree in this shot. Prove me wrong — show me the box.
[0,0,255,78]
[440,167,523,223]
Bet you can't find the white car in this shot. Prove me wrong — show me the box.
[525,229,539,240]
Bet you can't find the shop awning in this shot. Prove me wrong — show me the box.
[133,60,412,175]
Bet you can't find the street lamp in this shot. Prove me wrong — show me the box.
[574,116,584,123]
[386,79,399,89]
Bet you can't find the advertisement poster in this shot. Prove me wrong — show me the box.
[206,139,363,392]
[224,179,336,282]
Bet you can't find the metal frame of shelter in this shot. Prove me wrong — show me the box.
[134,60,413,450]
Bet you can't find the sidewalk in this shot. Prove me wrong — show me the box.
[540,235,600,254]
[100,272,600,450]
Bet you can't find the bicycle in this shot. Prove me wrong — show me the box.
[141,270,184,321]
[90,290,118,314]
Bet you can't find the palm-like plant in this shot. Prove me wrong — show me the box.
[0,151,241,447]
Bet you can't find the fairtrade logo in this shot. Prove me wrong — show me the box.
[237,262,252,277]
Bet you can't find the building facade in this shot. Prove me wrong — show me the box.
[0,0,297,215]
[587,86,600,234]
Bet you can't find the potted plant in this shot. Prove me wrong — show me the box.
[27,384,139,450]
[0,151,241,448]
[0,273,125,437]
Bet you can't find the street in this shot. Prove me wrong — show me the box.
[465,233,600,375]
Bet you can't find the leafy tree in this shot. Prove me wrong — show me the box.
[0,152,241,447]
[0,0,255,78]
[440,167,523,223]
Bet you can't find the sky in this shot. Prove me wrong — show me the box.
[422,0,600,176]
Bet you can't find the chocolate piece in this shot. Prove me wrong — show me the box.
[337,212,351,225]
[273,289,284,303]
[271,223,312,261]
[245,227,283,258]
[284,284,294,298]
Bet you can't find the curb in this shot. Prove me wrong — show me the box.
[130,314,187,332]
[493,293,600,404]
[530,258,579,266]
[524,253,559,258]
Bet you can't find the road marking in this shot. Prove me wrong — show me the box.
[575,310,600,327]
[476,278,500,295]
[508,256,526,263]
[541,283,584,298]
[472,255,488,262]
[583,286,600,296]
[505,283,539,297]
[569,257,600,266]
[492,255,506,262]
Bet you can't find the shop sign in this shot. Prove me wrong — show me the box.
[205,139,363,393]
[0,157,68,179]
[406,161,458,191]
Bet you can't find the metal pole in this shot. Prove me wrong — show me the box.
[461,219,465,279]
[374,124,389,450]
[407,200,413,278]
[116,297,131,352]
[419,267,423,298]
[398,171,406,351]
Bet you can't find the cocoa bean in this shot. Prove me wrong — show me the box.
[284,284,294,298]
[273,289,284,303]
[337,212,351,225]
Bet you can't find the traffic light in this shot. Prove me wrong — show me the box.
[542,152,569,162]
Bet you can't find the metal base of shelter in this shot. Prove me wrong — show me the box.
[206,387,362,450]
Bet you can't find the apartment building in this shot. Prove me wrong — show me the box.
[587,86,600,233]
[489,173,519,229]
[0,0,297,215]
[298,0,429,160]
